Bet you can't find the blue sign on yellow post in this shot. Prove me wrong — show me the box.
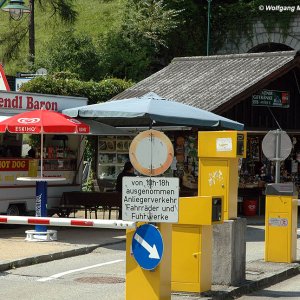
[132,224,164,270]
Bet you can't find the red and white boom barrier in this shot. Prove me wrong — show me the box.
[0,215,136,229]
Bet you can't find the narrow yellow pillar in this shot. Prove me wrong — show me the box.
[172,224,212,292]
[265,183,298,263]
[126,223,172,300]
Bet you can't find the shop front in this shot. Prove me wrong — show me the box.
[0,91,88,216]
[238,131,300,216]
[106,51,300,217]
[97,127,299,217]
[223,74,300,216]
[97,129,199,196]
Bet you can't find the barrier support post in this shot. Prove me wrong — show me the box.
[126,223,172,300]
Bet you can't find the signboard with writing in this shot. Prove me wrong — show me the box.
[268,217,288,227]
[216,138,232,152]
[0,159,29,171]
[122,177,179,223]
[15,78,33,92]
[252,90,289,108]
[0,91,88,114]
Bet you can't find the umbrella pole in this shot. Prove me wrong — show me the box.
[40,132,43,177]
[35,131,48,232]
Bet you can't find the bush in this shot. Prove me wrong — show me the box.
[20,75,134,105]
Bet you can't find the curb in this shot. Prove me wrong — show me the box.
[0,239,126,273]
[172,264,300,300]
[229,265,300,299]
[210,264,300,299]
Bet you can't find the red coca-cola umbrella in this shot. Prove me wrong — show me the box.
[0,109,90,177]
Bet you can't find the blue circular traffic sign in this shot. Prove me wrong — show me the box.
[132,224,164,270]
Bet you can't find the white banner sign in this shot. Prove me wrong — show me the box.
[268,217,288,227]
[216,138,232,152]
[0,91,88,114]
[122,177,179,223]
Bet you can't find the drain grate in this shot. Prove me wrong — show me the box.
[74,276,125,284]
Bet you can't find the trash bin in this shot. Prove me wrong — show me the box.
[243,199,257,216]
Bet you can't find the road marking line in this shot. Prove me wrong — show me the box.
[37,259,124,282]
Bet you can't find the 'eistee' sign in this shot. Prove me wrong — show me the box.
[122,177,179,223]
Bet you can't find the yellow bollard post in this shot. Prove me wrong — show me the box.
[172,224,212,292]
[171,196,223,292]
[126,223,172,300]
[265,183,298,263]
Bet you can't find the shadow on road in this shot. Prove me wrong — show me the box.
[246,225,265,242]
[244,290,300,298]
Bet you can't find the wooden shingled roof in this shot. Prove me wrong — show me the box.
[112,51,300,114]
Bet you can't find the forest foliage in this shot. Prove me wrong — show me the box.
[1,0,299,82]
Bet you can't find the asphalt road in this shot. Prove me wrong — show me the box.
[1,222,299,300]
[0,241,206,300]
[0,242,126,300]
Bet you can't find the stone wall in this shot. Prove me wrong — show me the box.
[218,17,300,54]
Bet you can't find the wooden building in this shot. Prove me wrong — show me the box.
[111,50,300,215]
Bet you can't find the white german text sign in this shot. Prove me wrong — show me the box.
[122,177,179,223]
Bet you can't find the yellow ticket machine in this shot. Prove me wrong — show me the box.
[172,130,246,293]
[198,131,247,220]
[265,183,298,263]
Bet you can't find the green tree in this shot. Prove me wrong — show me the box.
[0,0,77,69]
[97,0,183,81]
[36,30,101,81]
[160,0,206,60]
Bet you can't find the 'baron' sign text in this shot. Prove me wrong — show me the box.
[0,96,58,111]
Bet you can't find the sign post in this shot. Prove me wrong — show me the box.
[262,130,292,183]
[126,130,176,300]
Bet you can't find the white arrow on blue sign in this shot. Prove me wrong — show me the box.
[132,224,164,270]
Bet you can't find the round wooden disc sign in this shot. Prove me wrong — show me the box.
[129,129,174,176]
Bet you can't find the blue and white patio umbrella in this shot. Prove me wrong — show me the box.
[63,92,244,130]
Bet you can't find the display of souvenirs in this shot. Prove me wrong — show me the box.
[99,153,116,164]
[117,154,130,164]
[175,136,185,163]
[116,140,130,152]
[185,136,197,163]
[98,139,115,151]
[35,146,75,159]
[182,164,198,189]
[98,137,132,180]
[248,137,260,161]
[239,135,300,189]
[174,134,198,190]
